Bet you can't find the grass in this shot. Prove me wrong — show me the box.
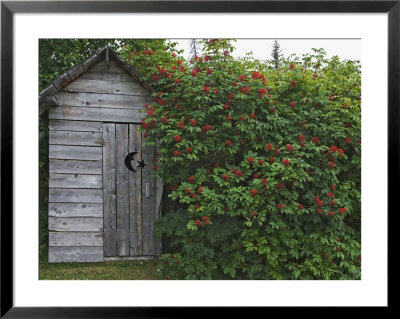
[39,257,161,280]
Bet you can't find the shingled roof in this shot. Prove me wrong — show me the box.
[39,46,155,115]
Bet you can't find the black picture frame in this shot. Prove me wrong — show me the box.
[1,0,395,317]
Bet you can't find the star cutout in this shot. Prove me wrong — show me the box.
[137,159,146,169]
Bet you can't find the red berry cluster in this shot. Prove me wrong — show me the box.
[194,216,210,228]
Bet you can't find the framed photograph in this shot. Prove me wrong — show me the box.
[1,0,395,316]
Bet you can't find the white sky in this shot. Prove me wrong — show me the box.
[173,39,361,62]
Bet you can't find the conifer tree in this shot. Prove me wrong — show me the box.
[271,40,283,69]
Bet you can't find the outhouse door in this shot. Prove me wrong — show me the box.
[102,122,157,257]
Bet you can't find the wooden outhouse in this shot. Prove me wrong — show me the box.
[39,47,162,262]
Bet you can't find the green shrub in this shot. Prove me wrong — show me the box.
[123,39,362,280]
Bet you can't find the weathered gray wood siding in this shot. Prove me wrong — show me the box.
[48,57,156,263]
[48,60,149,123]
[48,119,104,263]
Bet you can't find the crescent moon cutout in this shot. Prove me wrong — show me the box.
[124,152,138,172]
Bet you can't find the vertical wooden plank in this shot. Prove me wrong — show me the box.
[142,133,156,256]
[103,123,117,257]
[154,175,163,257]
[116,124,129,256]
[129,124,142,256]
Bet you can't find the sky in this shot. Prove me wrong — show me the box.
[172,39,361,62]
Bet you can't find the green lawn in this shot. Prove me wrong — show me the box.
[39,258,161,280]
